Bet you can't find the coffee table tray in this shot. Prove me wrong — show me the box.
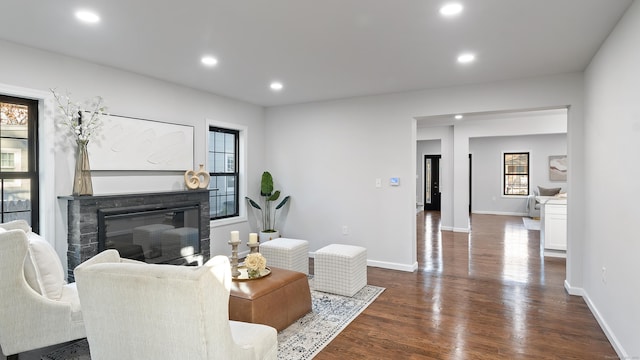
[233,266,271,281]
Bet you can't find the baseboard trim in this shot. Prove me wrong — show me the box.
[563,280,584,296]
[580,288,629,359]
[440,225,453,231]
[310,252,416,272]
[453,227,470,233]
[472,210,528,217]
[564,280,628,358]
[367,260,418,272]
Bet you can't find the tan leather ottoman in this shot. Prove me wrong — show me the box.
[229,266,311,331]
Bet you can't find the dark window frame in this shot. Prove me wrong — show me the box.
[0,94,39,232]
[503,152,529,196]
[208,126,239,220]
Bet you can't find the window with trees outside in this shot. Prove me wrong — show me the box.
[504,152,529,196]
[208,127,239,220]
[0,95,39,231]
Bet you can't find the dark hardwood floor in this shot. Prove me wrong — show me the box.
[315,212,617,359]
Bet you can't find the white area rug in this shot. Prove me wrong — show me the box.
[278,278,384,359]
[42,279,384,360]
[522,217,541,231]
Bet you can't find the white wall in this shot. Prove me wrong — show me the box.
[582,1,640,357]
[266,72,584,274]
[0,39,266,265]
[470,133,567,215]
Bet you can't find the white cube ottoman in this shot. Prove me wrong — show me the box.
[260,238,309,275]
[314,244,367,297]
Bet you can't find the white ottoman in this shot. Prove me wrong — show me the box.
[315,244,367,297]
[260,238,309,275]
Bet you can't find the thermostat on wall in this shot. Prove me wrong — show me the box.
[390,177,400,186]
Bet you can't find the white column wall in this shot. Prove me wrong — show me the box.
[582,1,640,357]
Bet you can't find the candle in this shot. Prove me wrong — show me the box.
[230,230,240,242]
[249,233,258,244]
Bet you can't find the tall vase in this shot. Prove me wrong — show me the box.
[72,140,93,196]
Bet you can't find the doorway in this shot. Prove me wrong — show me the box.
[424,155,441,211]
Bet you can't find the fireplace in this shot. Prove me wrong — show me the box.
[63,190,210,281]
[98,204,202,265]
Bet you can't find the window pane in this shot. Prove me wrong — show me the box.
[214,153,224,173]
[214,132,225,153]
[425,159,432,204]
[0,96,38,231]
[224,133,234,153]
[209,175,237,218]
[2,178,32,224]
[1,102,30,172]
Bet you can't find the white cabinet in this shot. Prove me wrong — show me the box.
[539,197,567,257]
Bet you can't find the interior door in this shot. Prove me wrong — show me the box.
[424,155,441,211]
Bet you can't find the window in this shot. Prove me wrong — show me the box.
[0,95,39,231]
[503,152,529,196]
[208,126,239,220]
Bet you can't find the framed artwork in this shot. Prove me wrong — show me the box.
[88,114,194,171]
[549,155,567,181]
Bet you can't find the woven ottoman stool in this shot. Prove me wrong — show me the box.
[315,244,367,297]
[259,238,309,275]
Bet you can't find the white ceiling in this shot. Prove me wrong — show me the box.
[0,0,632,107]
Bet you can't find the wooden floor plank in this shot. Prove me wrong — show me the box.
[314,212,616,359]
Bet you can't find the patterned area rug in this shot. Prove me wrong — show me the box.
[42,279,384,360]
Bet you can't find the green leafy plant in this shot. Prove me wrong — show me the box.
[245,171,290,232]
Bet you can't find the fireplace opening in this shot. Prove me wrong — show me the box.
[98,204,202,266]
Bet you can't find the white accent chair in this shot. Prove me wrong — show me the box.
[74,250,277,360]
[0,220,85,360]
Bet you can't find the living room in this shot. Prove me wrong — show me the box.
[1,0,639,358]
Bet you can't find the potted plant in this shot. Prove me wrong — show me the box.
[245,171,290,241]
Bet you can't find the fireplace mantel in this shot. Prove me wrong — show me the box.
[62,190,210,281]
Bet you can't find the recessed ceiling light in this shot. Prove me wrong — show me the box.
[440,3,463,16]
[457,53,476,64]
[455,114,463,120]
[270,82,283,91]
[75,10,100,24]
[201,56,218,67]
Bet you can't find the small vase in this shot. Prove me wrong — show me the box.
[72,140,93,196]
[247,269,261,279]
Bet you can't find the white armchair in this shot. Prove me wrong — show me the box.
[74,251,277,360]
[0,221,85,359]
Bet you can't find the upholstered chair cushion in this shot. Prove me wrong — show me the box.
[0,220,67,299]
[23,232,66,300]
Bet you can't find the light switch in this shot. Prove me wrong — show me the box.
[375,178,382,188]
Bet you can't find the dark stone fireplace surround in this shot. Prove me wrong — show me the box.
[63,190,210,281]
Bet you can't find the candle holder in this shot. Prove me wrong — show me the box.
[228,239,241,278]
[247,242,260,254]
